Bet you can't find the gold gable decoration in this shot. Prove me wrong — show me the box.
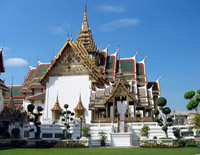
[74,94,86,123]
[51,95,62,123]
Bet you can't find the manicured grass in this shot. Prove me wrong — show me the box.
[0,147,200,155]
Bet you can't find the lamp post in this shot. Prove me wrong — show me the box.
[80,112,83,138]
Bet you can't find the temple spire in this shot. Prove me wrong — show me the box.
[82,0,89,30]
[8,76,15,109]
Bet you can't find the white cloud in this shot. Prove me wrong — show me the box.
[100,18,139,31]
[5,58,28,67]
[49,24,71,34]
[97,5,126,13]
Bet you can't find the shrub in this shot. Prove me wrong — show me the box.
[173,139,186,147]
[162,107,171,114]
[82,126,90,137]
[54,142,84,148]
[156,97,167,107]
[185,139,196,147]
[153,109,159,115]
[11,128,20,139]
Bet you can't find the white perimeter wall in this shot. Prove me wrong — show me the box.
[44,75,91,123]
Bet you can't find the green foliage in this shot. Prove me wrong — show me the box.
[195,94,200,101]
[167,122,172,126]
[185,139,196,147]
[54,142,84,148]
[64,104,69,109]
[167,118,172,122]
[162,126,168,132]
[159,137,173,139]
[37,106,44,112]
[140,126,150,132]
[27,104,43,139]
[98,131,107,146]
[140,126,150,137]
[184,90,195,100]
[27,104,35,113]
[173,128,182,139]
[11,128,20,139]
[162,107,171,114]
[152,109,159,115]
[82,126,90,137]
[158,122,163,126]
[156,97,167,107]
[188,99,199,109]
[154,118,159,122]
[197,89,200,94]
[60,104,74,139]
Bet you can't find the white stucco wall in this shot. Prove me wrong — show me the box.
[44,75,91,123]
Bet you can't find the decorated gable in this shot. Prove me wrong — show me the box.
[50,46,89,76]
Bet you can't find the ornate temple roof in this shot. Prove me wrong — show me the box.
[21,62,50,93]
[40,40,105,85]
[0,106,27,122]
[4,86,25,106]
[76,0,99,55]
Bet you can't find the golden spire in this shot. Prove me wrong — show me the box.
[77,0,98,55]
[51,95,62,111]
[74,94,85,111]
[83,0,88,29]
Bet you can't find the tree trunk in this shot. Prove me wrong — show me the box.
[165,131,168,138]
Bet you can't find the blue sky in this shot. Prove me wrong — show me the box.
[0,0,200,111]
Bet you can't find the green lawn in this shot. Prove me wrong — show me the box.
[0,147,200,155]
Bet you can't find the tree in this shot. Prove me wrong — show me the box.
[27,104,43,139]
[184,89,200,134]
[153,97,172,138]
[60,104,74,139]
[184,89,200,113]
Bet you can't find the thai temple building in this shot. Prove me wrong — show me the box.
[0,1,179,146]
[0,48,9,110]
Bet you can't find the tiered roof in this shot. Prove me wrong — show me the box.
[20,62,50,98]
[4,86,25,106]
[0,106,27,123]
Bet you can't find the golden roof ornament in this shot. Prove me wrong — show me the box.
[74,94,85,111]
[51,95,62,111]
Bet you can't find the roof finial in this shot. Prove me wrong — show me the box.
[82,0,89,30]
[84,0,87,21]
[67,31,70,41]
[71,30,73,41]
[118,45,120,60]
[79,93,82,102]
[56,94,59,104]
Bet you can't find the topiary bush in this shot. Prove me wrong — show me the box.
[153,97,172,138]
[156,97,167,107]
